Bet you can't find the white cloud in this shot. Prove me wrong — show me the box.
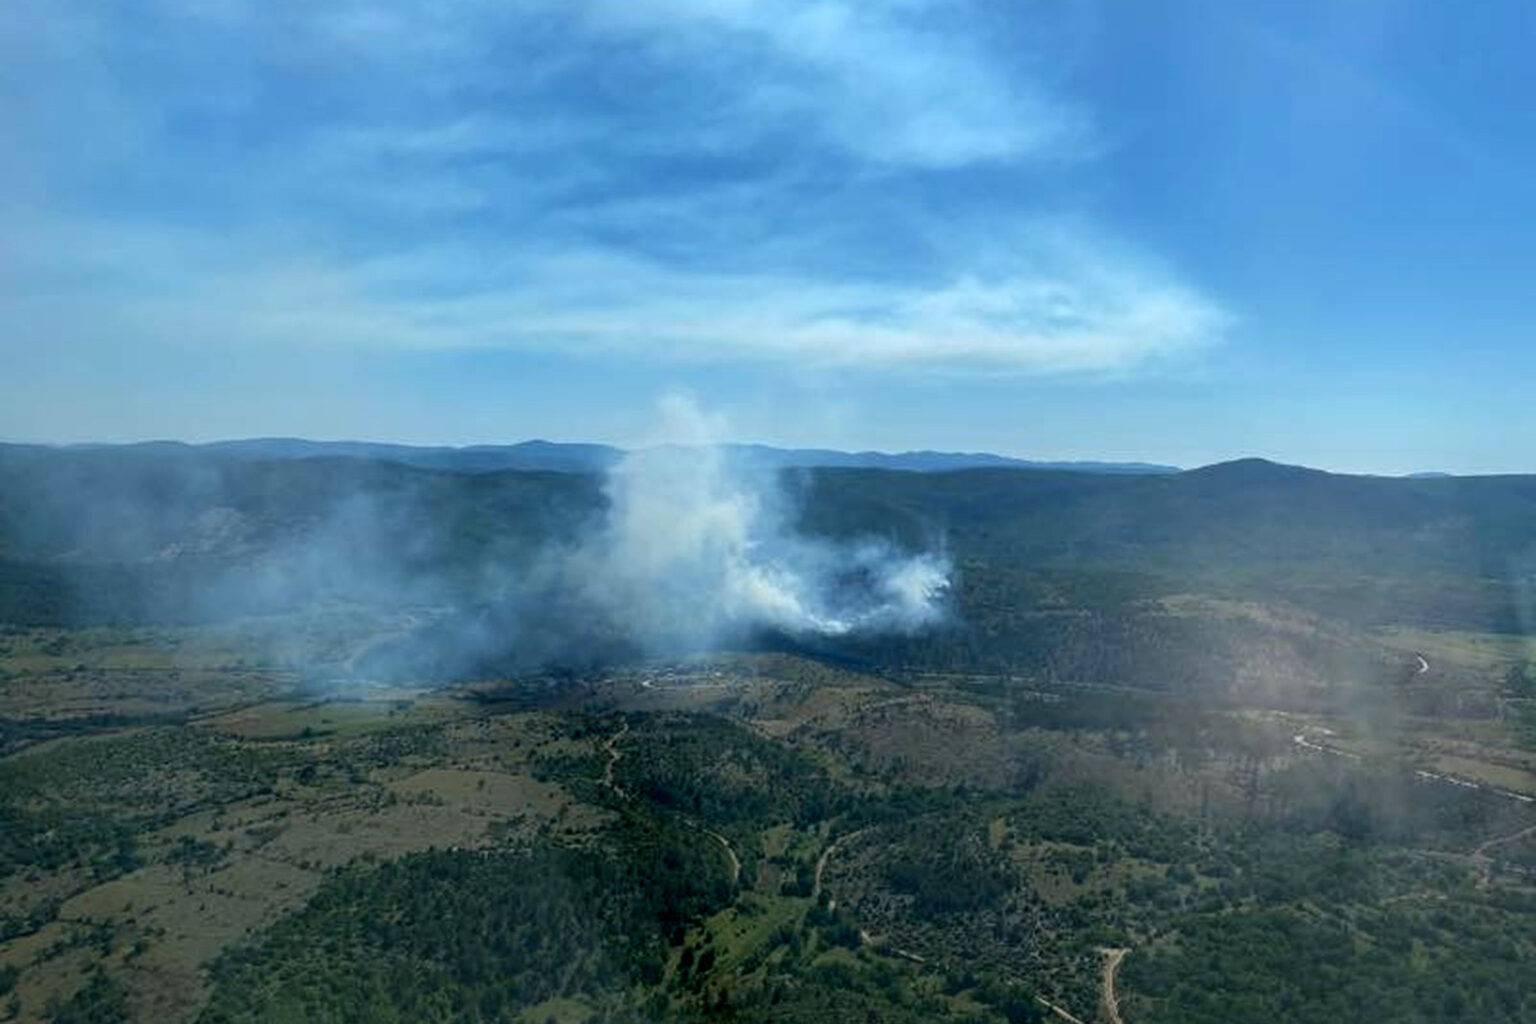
[0,0,1225,381]
[2,216,1223,374]
[575,0,1091,167]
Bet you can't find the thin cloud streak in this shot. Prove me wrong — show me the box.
[3,217,1223,373]
[1,0,1226,382]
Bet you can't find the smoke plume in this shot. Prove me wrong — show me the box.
[570,396,949,652]
[0,398,952,681]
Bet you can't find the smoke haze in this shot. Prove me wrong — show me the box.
[572,396,950,652]
[0,398,952,682]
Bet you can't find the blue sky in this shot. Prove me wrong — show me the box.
[3,1,1534,473]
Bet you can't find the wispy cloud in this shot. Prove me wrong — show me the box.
[5,217,1223,374]
[1,0,1225,379]
[573,0,1093,167]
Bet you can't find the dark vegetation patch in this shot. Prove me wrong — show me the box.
[198,823,732,1024]
[1124,897,1536,1024]
[611,713,840,829]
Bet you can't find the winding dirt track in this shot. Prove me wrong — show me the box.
[1469,821,1536,886]
[1472,822,1536,859]
[1030,947,1129,1024]
[1099,947,1129,1024]
[601,720,740,885]
[703,828,741,885]
[812,828,868,910]
[1287,654,1536,889]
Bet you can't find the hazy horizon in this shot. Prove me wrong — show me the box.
[0,430,1512,478]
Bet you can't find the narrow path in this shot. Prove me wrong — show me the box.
[1472,821,1536,859]
[1287,651,1530,809]
[599,721,739,888]
[702,828,741,885]
[1470,821,1536,884]
[1035,996,1093,1024]
[1030,947,1128,1024]
[1292,717,1536,890]
[601,719,629,793]
[1099,947,1129,1024]
[812,828,868,910]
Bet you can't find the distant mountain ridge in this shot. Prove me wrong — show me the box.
[14,438,1183,476]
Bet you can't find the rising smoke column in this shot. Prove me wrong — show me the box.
[577,396,950,653]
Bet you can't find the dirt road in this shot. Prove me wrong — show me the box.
[812,828,868,910]
[602,721,740,886]
[1469,821,1536,886]
[703,828,741,885]
[1099,947,1129,1024]
[1031,947,1129,1024]
[1473,822,1536,859]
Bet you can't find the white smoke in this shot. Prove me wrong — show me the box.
[1,395,950,678]
[576,395,950,651]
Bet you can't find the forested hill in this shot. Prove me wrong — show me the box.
[799,457,1536,582]
[796,458,1536,638]
[2,446,1534,644]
